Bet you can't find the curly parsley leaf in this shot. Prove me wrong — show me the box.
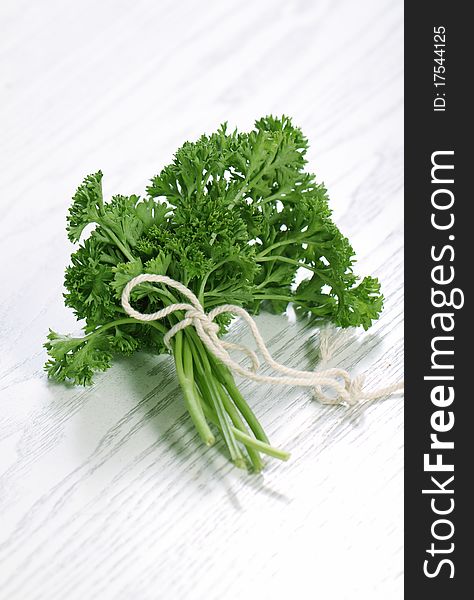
[45,329,112,386]
[67,171,104,243]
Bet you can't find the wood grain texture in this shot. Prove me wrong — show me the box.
[0,1,403,598]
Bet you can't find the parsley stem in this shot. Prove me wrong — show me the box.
[232,430,290,461]
[256,254,321,274]
[214,382,263,471]
[194,347,245,467]
[83,317,167,340]
[207,352,270,444]
[256,237,321,258]
[252,294,295,303]
[200,400,289,462]
[189,341,263,471]
[185,329,269,470]
[100,224,135,262]
[173,331,215,447]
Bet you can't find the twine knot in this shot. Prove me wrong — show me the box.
[163,306,220,350]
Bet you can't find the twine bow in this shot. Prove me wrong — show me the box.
[121,274,403,406]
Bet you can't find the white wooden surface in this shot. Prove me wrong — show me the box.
[0,1,403,598]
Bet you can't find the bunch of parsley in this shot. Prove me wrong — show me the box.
[45,116,383,471]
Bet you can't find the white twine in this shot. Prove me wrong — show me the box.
[121,274,404,406]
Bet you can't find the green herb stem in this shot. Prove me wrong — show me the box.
[173,331,215,446]
[100,224,135,262]
[256,237,322,258]
[85,317,168,341]
[207,353,270,444]
[256,254,321,275]
[232,430,290,461]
